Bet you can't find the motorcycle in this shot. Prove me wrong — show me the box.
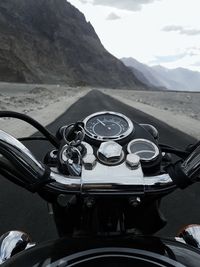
[0,110,200,266]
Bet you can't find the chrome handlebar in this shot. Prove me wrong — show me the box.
[49,167,174,195]
[0,130,46,185]
[0,130,196,196]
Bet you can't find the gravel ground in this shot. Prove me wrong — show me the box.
[101,89,200,121]
[0,83,90,137]
[101,88,200,139]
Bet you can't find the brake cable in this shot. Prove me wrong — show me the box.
[159,143,189,158]
[0,111,59,148]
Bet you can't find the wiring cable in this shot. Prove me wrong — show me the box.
[0,111,59,148]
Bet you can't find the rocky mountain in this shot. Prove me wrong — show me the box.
[0,0,146,89]
[121,57,200,91]
[152,66,200,91]
[121,58,165,88]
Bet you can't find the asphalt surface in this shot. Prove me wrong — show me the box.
[0,90,199,243]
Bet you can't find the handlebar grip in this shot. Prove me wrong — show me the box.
[167,145,200,189]
[181,144,200,182]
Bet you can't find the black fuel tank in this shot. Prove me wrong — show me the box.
[2,236,200,267]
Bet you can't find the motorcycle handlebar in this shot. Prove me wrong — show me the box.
[0,130,198,196]
[0,130,53,192]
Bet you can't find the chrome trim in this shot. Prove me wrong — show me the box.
[0,231,33,264]
[0,130,43,169]
[97,141,124,165]
[127,138,160,162]
[175,237,186,244]
[83,111,134,141]
[82,141,94,156]
[126,154,140,169]
[0,130,173,195]
[178,224,200,248]
[98,141,122,159]
[49,165,173,194]
[60,144,82,176]
[81,161,144,186]
[50,171,81,188]
[82,154,97,170]
[97,150,125,166]
[144,173,173,186]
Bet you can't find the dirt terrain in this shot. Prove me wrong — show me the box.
[0,83,90,137]
[102,89,200,120]
[102,88,200,139]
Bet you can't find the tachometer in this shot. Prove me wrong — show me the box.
[83,111,134,141]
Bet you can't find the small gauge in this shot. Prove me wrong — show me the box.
[127,139,159,162]
[83,111,134,141]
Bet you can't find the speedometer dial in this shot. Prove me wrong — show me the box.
[83,111,134,141]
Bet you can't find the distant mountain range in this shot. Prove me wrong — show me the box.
[0,0,148,89]
[1,0,197,91]
[121,57,200,91]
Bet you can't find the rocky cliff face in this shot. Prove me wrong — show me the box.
[0,0,145,88]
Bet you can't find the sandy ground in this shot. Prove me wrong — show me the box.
[0,83,200,140]
[101,89,200,140]
[0,83,90,137]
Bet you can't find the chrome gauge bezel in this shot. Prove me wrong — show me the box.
[83,111,134,141]
[127,138,160,162]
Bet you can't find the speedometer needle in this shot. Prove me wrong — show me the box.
[97,119,106,127]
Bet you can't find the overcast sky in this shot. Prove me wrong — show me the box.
[68,0,200,71]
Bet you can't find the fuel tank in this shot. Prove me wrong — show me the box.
[2,235,200,266]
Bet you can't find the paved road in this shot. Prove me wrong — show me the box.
[0,90,199,243]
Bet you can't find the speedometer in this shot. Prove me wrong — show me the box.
[83,111,134,141]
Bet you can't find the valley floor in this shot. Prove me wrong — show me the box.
[0,82,200,139]
[102,88,200,140]
[0,83,90,137]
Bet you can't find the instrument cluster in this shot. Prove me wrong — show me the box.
[46,111,162,177]
[83,111,161,169]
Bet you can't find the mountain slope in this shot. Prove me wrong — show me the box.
[121,57,165,88]
[0,0,145,88]
[152,66,200,91]
[121,57,200,91]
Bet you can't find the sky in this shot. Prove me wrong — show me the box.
[68,0,200,72]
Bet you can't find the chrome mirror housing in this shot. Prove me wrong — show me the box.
[178,224,200,248]
[0,231,35,264]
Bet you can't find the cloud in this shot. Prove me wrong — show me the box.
[191,61,200,67]
[149,48,199,65]
[162,25,200,36]
[79,0,161,11]
[149,53,187,65]
[106,12,121,20]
